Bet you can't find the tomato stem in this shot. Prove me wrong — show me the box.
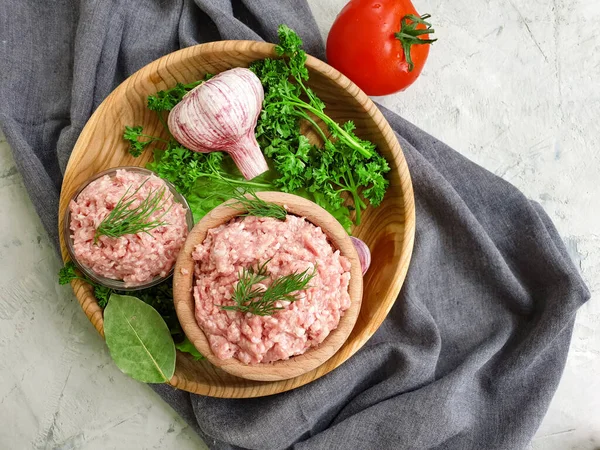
[394,14,437,72]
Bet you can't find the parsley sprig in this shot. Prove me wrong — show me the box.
[222,260,316,316]
[250,25,390,225]
[123,126,169,157]
[147,74,214,113]
[147,146,273,197]
[58,261,112,308]
[147,81,202,112]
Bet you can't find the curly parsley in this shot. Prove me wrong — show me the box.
[250,25,390,225]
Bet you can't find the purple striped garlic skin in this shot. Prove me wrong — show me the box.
[350,236,371,275]
[167,67,268,180]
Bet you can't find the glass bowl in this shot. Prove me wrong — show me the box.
[64,166,194,291]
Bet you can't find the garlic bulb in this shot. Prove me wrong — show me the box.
[350,236,371,275]
[168,68,268,180]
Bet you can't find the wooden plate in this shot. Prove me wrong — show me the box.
[58,40,415,398]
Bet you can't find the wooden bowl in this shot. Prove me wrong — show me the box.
[173,192,363,382]
[58,40,415,398]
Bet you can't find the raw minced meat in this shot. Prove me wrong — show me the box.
[69,169,188,286]
[192,215,352,364]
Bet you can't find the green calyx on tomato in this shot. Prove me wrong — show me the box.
[394,14,437,72]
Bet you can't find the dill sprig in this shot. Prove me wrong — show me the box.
[94,179,171,243]
[228,260,270,309]
[222,260,316,316]
[230,190,287,220]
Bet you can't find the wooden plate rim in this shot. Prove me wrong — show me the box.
[58,39,416,397]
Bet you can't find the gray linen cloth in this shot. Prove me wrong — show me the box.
[0,1,590,449]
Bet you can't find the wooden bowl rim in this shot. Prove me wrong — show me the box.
[173,192,363,381]
[58,39,416,397]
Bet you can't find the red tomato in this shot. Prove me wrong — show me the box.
[326,0,436,96]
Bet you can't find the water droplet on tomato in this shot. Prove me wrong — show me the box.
[373,3,381,8]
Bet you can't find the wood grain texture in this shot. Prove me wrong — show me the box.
[173,192,363,381]
[58,40,416,398]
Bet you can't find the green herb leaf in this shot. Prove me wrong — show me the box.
[147,142,274,198]
[175,337,205,361]
[230,190,287,220]
[104,294,176,383]
[94,179,171,242]
[250,25,390,226]
[147,73,213,113]
[58,261,83,285]
[146,141,276,223]
[94,285,112,308]
[123,126,168,157]
[222,261,316,316]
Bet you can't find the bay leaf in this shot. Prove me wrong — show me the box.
[104,294,176,383]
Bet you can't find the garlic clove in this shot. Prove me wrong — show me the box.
[350,236,371,275]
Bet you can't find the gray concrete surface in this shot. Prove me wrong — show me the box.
[0,0,598,448]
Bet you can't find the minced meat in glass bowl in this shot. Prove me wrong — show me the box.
[64,166,193,290]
